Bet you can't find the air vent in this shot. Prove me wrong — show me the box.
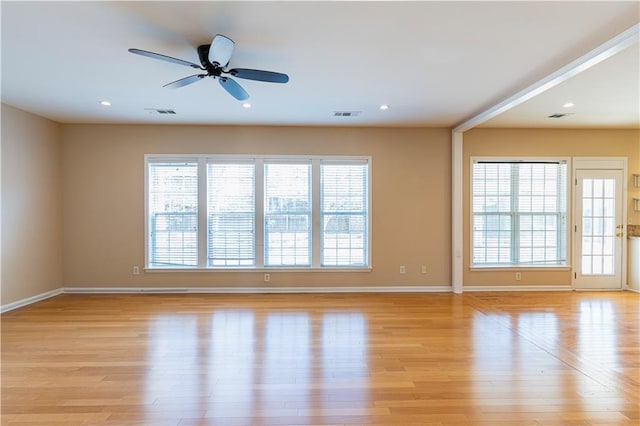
[333,111,362,117]
[547,113,571,119]
[145,108,176,115]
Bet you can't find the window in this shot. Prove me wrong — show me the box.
[321,162,368,266]
[471,159,568,267]
[148,162,198,267]
[146,155,371,270]
[264,162,312,266]
[207,163,255,267]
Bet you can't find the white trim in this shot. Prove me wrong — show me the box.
[312,160,322,267]
[572,158,628,290]
[626,288,640,294]
[469,157,571,269]
[1,288,63,313]
[470,266,571,271]
[146,154,373,162]
[463,285,572,292]
[144,267,373,273]
[8,285,636,312]
[255,158,265,268]
[64,286,453,294]
[453,23,639,133]
[451,131,463,294]
[574,288,624,292]
[197,158,207,267]
[572,157,627,170]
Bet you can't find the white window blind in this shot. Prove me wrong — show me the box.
[264,163,312,266]
[148,162,198,267]
[472,160,567,267]
[321,162,369,266]
[207,163,255,267]
[146,155,370,270]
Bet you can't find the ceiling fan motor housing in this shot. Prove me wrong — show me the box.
[197,45,222,76]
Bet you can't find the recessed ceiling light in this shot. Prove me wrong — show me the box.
[563,102,574,108]
[242,102,251,109]
[379,104,389,110]
[100,100,111,106]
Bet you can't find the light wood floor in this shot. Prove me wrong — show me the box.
[1,292,638,425]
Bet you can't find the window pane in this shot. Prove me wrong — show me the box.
[473,214,512,264]
[207,163,255,267]
[264,163,311,266]
[321,163,368,266]
[148,162,198,267]
[472,161,567,267]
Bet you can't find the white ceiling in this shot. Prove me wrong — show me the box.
[1,1,639,128]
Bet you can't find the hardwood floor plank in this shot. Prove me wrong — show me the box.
[2,292,638,425]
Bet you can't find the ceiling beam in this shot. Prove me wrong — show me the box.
[453,23,640,133]
[450,23,639,293]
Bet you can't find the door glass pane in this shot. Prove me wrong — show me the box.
[581,178,616,276]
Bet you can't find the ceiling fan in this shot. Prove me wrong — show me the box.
[128,34,289,101]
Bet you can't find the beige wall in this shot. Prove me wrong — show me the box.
[463,127,640,287]
[61,124,452,289]
[4,112,636,297]
[1,105,62,305]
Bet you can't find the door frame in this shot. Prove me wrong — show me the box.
[572,157,628,290]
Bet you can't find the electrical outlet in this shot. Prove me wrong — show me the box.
[264,273,270,282]
[399,266,406,274]
[515,272,522,281]
[421,265,427,274]
[133,266,139,275]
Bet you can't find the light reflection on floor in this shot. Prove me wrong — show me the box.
[143,309,369,422]
[322,313,369,408]
[208,310,255,417]
[578,299,617,368]
[471,296,631,417]
[144,314,203,421]
[261,313,311,414]
[134,294,637,423]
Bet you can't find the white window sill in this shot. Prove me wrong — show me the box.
[470,265,570,271]
[145,267,372,273]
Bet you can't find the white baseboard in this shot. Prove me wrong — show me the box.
[4,284,633,313]
[625,287,640,294]
[1,288,63,313]
[63,285,453,294]
[463,285,573,292]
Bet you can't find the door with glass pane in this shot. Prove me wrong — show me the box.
[574,169,624,289]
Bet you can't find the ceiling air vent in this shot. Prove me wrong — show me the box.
[548,113,567,118]
[333,111,362,117]
[145,108,176,115]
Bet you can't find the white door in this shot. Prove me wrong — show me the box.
[573,169,624,289]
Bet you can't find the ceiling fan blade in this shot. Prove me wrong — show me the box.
[208,34,235,68]
[218,76,249,101]
[163,74,206,89]
[128,48,203,69]
[226,68,289,83]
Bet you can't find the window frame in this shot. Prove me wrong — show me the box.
[469,156,571,270]
[145,154,372,272]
